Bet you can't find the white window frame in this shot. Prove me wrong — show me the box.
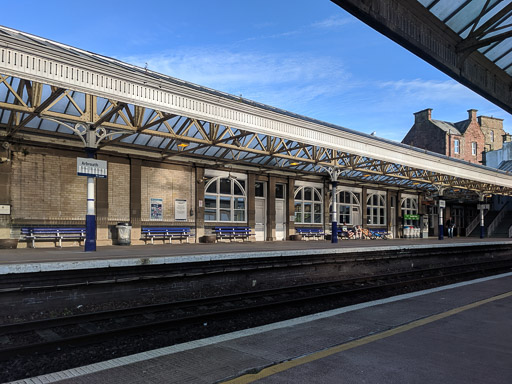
[294,185,323,224]
[336,190,361,225]
[366,190,386,226]
[401,194,418,226]
[471,142,477,156]
[453,139,460,154]
[204,174,247,222]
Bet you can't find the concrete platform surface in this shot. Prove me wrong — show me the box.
[9,272,512,384]
[1,238,511,275]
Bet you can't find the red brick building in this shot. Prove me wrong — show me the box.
[401,109,505,165]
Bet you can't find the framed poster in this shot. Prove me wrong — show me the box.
[150,198,163,220]
[175,199,187,221]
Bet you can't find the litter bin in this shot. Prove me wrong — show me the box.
[116,222,132,245]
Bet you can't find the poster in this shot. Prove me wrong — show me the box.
[175,199,187,221]
[150,198,163,220]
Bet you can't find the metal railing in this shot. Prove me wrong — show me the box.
[465,214,481,237]
[487,202,509,237]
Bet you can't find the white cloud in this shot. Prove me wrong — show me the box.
[312,15,354,29]
[121,48,350,112]
[377,79,478,102]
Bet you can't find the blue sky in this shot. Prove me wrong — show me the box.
[3,0,511,141]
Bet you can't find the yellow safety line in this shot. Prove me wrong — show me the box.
[222,291,512,384]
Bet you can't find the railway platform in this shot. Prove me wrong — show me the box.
[8,268,512,383]
[1,237,511,275]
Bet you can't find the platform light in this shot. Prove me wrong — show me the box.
[177,142,189,148]
[289,161,299,166]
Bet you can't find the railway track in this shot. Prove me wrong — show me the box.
[1,259,511,363]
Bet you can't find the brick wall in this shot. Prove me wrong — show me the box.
[11,152,87,222]
[479,116,505,152]
[108,162,130,221]
[141,163,194,223]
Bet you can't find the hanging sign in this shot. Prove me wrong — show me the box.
[438,200,446,208]
[77,157,107,178]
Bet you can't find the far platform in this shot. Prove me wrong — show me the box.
[0,237,511,275]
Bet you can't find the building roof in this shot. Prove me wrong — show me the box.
[498,160,512,173]
[431,120,462,135]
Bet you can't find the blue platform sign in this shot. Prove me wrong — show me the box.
[77,157,107,178]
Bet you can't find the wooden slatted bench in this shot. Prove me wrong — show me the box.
[214,226,252,242]
[141,227,191,244]
[295,227,325,240]
[21,227,86,248]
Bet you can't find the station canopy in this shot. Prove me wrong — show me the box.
[0,24,512,198]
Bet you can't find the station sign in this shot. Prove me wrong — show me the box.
[438,200,445,208]
[77,157,107,178]
[404,214,419,220]
[477,204,490,210]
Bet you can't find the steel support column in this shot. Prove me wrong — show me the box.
[331,180,338,244]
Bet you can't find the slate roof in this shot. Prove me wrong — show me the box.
[498,160,512,173]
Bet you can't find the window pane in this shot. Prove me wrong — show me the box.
[304,188,312,201]
[206,180,217,193]
[353,192,360,204]
[234,210,245,221]
[314,203,322,214]
[295,212,302,223]
[294,202,302,213]
[220,196,230,209]
[220,209,230,221]
[304,203,312,222]
[205,196,216,208]
[220,178,231,194]
[313,189,321,201]
[234,197,245,210]
[276,184,284,199]
[314,214,322,223]
[255,182,264,197]
[204,210,216,221]
[295,188,303,200]
[234,181,244,196]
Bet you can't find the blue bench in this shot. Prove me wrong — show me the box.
[21,227,86,248]
[296,227,325,240]
[214,226,252,242]
[141,227,191,244]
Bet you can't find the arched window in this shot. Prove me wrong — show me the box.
[337,191,360,225]
[401,196,418,226]
[366,193,386,225]
[490,130,495,142]
[204,176,246,222]
[294,186,323,224]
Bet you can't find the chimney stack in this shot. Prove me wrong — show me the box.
[414,108,432,123]
[468,109,477,121]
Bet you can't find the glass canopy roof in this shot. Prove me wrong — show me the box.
[419,0,512,75]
